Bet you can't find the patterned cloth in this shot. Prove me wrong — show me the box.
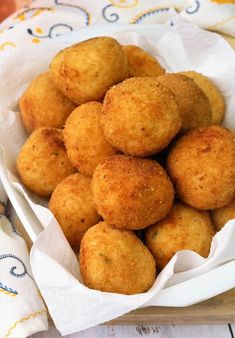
[0,209,48,338]
[0,0,234,54]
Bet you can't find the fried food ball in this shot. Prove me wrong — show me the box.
[19,72,76,133]
[79,221,156,295]
[157,73,212,132]
[145,202,215,270]
[167,126,235,210]
[17,128,76,197]
[123,45,165,77]
[101,77,181,157]
[181,71,225,125]
[91,155,174,230]
[211,199,235,231]
[49,173,101,250]
[63,102,118,176]
[50,37,128,104]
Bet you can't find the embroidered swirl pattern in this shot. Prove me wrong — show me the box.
[130,7,171,24]
[55,0,91,25]
[185,0,200,14]
[0,254,33,279]
[109,0,138,8]
[102,4,119,22]
[0,282,18,297]
[27,23,73,40]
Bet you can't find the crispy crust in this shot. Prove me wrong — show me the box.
[17,128,76,197]
[145,202,215,270]
[63,102,118,176]
[167,126,235,210]
[101,77,182,157]
[211,199,235,230]
[91,155,174,229]
[49,173,101,250]
[123,45,165,77]
[50,37,128,104]
[181,71,225,125]
[157,73,212,132]
[19,72,76,133]
[79,221,156,295]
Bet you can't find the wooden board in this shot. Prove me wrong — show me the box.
[14,34,235,326]
[109,289,235,325]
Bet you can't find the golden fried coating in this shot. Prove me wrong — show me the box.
[49,173,101,250]
[145,202,215,270]
[79,221,156,294]
[50,37,128,104]
[19,72,76,133]
[157,73,212,132]
[17,128,76,197]
[181,71,225,125]
[101,77,181,157]
[123,45,165,77]
[63,102,118,176]
[167,126,235,210]
[211,199,235,231]
[91,155,174,230]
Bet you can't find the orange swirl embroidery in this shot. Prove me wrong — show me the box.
[210,0,235,3]
[0,42,16,51]
[110,0,138,8]
[4,309,47,338]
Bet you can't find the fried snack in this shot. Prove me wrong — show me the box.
[101,77,181,157]
[49,173,101,250]
[145,202,215,270]
[167,126,235,210]
[17,128,76,197]
[91,155,174,230]
[123,45,165,77]
[79,221,156,295]
[50,37,128,104]
[181,71,225,125]
[63,102,118,176]
[211,200,235,231]
[157,73,212,132]
[19,72,76,133]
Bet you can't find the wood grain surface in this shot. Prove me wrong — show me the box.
[108,289,235,325]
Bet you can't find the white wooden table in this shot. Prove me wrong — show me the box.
[32,324,235,338]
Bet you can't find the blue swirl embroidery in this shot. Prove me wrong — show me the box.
[102,4,119,23]
[27,23,73,39]
[0,254,33,280]
[0,282,18,296]
[14,7,54,21]
[185,0,200,14]
[130,7,171,24]
[55,0,90,25]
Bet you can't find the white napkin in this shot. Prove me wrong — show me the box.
[0,14,235,336]
[0,211,48,338]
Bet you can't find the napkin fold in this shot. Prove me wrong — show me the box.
[0,205,48,338]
